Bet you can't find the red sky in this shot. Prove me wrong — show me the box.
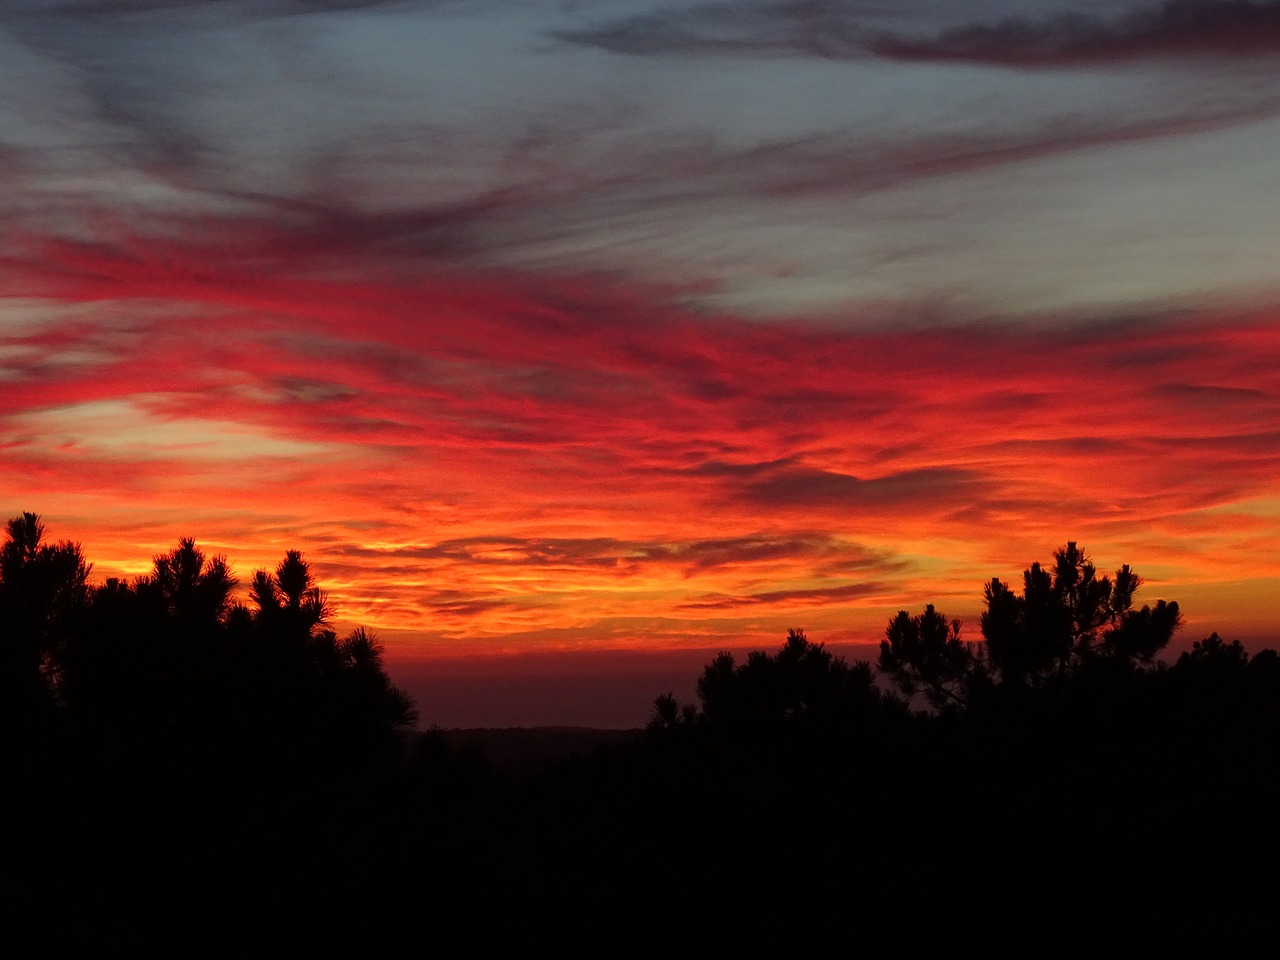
[4,1,1280,725]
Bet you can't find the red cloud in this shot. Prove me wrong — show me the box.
[5,220,1280,656]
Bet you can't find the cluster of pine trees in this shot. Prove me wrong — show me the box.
[2,512,414,752]
[2,512,420,899]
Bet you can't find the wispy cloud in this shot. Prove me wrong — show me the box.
[679,581,888,610]
[737,465,987,512]
[871,1,1280,67]
[330,532,899,576]
[559,1,1280,66]
[1,1,417,21]
[553,2,874,59]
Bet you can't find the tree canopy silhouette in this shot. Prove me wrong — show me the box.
[649,628,889,739]
[144,537,237,625]
[880,541,1183,708]
[0,512,90,719]
[2,513,416,765]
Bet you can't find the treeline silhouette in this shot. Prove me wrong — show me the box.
[3,513,1278,921]
[2,512,420,897]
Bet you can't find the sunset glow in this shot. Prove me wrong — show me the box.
[4,1,1280,723]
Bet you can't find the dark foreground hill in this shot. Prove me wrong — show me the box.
[428,726,641,776]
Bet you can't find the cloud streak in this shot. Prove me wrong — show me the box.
[559,1,1280,66]
[1,1,415,20]
[871,1,1280,67]
[679,581,888,611]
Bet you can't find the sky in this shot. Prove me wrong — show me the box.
[4,0,1280,725]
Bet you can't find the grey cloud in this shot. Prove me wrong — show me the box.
[870,1,1280,66]
[0,1,418,20]
[553,1,883,59]
[741,465,985,510]
[558,1,1280,65]
[756,102,1280,197]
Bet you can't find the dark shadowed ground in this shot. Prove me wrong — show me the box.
[429,726,641,776]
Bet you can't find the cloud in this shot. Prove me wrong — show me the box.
[1158,383,1268,402]
[553,2,872,59]
[558,1,1280,66]
[1,1,416,20]
[869,1,1280,67]
[739,465,987,511]
[330,532,897,575]
[274,526,913,632]
[751,101,1280,198]
[419,588,514,618]
[679,581,887,610]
